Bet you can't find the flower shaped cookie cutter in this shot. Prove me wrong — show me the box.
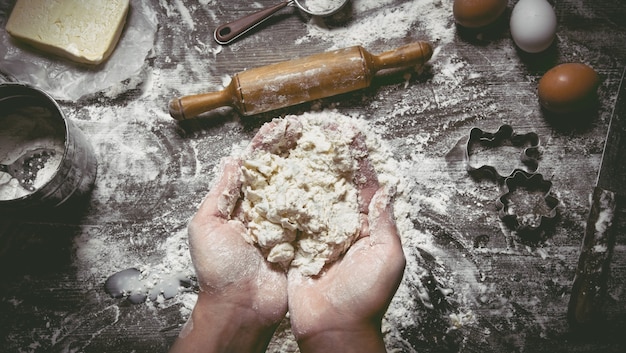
[465,125,541,182]
[496,170,559,243]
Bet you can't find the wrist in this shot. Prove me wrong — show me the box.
[170,292,280,353]
[296,321,387,353]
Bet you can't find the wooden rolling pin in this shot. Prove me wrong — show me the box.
[169,41,433,120]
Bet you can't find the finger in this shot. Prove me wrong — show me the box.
[366,187,406,292]
[248,116,303,155]
[287,266,308,294]
[367,187,401,247]
[191,157,242,228]
[356,213,370,239]
[351,132,379,214]
[248,119,280,151]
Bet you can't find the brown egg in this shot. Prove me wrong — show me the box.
[538,63,600,114]
[453,0,508,28]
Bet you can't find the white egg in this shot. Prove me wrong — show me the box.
[510,0,557,53]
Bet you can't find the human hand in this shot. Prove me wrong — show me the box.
[169,157,288,353]
[171,117,304,353]
[287,142,406,353]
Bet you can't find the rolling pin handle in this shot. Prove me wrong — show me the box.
[169,89,235,121]
[168,98,185,121]
[372,41,434,72]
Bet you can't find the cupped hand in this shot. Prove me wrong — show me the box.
[188,156,288,325]
[188,117,304,320]
[170,118,305,353]
[169,157,288,353]
[186,116,303,323]
[287,187,405,336]
[287,135,406,352]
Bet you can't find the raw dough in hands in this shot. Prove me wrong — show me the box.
[236,113,375,276]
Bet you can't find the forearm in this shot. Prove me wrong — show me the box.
[169,294,278,353]
[296,323,387,353]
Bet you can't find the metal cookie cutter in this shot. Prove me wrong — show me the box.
[465,125,541,182]
[496,170,559,243]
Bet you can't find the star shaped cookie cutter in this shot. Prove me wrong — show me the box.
[465,125,541,182]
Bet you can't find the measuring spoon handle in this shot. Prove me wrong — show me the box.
[214,1,290,45]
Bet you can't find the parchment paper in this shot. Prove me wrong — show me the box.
[0,0,158,102]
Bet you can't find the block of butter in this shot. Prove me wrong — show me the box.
[5,0,130,65]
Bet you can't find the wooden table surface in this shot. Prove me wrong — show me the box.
[1,0,626,352]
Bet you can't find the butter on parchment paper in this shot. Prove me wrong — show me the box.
[5,0,130,65]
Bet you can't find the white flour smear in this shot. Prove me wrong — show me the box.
[297,0,455,49]
[70,107,485,352]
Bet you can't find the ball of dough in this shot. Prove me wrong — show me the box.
[238,112,369,276]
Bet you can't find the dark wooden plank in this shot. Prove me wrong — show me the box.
[1,0,626,352]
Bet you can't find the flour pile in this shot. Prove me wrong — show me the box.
[236,112,389,276]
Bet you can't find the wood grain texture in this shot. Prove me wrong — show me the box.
[1,0,626,352]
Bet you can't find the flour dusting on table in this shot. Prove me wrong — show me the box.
[297,0,455,49]
[50,0,498,351]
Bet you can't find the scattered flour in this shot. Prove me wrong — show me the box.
[296,0,455,49]
[4,0,611,350]
[27,0,490,350]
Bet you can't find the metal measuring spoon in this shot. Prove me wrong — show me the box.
[0,148,56,191]
[214,0,349,45]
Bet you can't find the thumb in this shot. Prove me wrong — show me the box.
[367,187,406,291]
[191,157,242,229]
[368,187,400,247]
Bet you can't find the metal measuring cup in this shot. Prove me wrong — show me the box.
[214,0,350,45]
